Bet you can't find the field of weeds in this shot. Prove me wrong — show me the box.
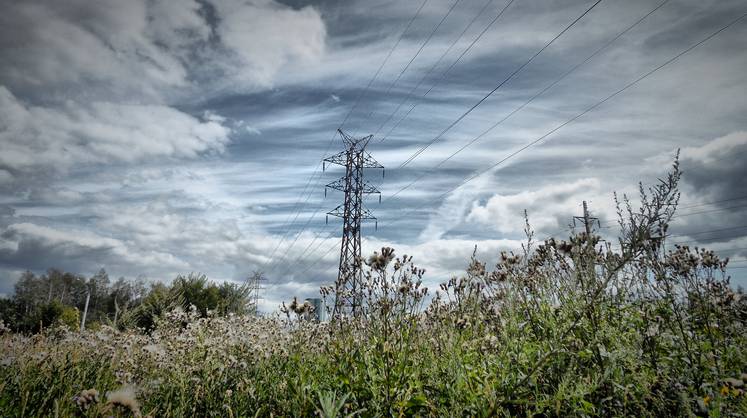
[1,163,746,417]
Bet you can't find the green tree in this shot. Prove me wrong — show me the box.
[172,273,221,316]
[217,281,252,315]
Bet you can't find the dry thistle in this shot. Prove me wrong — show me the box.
[72,388,99,410]
[106,385,141,417]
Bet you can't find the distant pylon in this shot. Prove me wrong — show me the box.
[324,129,383,317]
[247,270,266,316]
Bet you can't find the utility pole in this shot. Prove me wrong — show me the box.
[80,288,90,331]
[324,129,383,317]
[572,201,608,280]
[573,200,600,236]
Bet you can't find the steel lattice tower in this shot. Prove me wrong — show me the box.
[324,129,383,317]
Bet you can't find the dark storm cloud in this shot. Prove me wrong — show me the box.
[1,0,747,307]
[680,135,747,206]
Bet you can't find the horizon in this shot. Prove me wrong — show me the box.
[1,0,746,313]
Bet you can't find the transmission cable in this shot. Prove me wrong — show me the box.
[374,0,464,109]
[263,1,430,277]
[289,7,747,283]
[372,0,497,139]
[343,8,747,261]
[406,10,747,214]
[398,0,604,169]
[387,0,670,201]
[379,0,518,143]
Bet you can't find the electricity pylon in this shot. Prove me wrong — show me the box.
[324,129,383,317]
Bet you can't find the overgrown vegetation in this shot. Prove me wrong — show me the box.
[1,159,746,417]
[0,270,256,333]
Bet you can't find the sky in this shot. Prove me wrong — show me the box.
[0,0,746,311]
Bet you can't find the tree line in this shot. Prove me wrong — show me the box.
[0,268,261,333]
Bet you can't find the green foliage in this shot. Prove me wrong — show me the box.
[58,305,80,330]
[172,273,220,316]
[4,268,253,333]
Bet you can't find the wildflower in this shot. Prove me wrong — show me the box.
[73,388,99,410]
[724,377,744,389]
[107,385,141,417]
[484,335,499,349]
[367,247,395,270]
[456,317,470,330]
[398,282,409,294]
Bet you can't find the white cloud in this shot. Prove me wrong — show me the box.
[466,178,614,235]
[680,131,747,163]
[0,0,327,99]
[0,0,203,99]
[0,86,231,174]
[204,0,327,89]
[0,222,190,273]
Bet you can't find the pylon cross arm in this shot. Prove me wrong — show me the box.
[325,179,380,195]
[323,151,347,169]
[326,206,376,221]
[361,152,383,169]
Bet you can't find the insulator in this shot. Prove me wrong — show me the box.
[375,220,378,231]
[326,215,328,225]
[325,188,327,198]
[323,162,325,172]
[379,194,381,204]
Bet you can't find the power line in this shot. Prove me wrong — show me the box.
[294,239,341,279]
[343,0,430,133]
[261,143,335,276]
[375,0,463,109]
[677,194,747,210]
[263,1,430,277]
[596,202,747,230]
[281,1,501,281]
[345,7,747,257]
[372,0,497,139]
[398,0,604,169]
[669,225,747,238]
[671,203,747,219]
[669,232,747,246]
[379,0,518,143]
[287,6,747,282]
[406,10,747,211]
[387,0,670,201]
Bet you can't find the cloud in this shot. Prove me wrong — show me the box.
[0,169,12,184]
[0,0,205,100]
[681,131,747,164]
[211,0,327,89]
[2,0,746,307]
[0,0,327,100]
[0,86,231,175]
[658,131,747,250]
[0,222,189,274]
[675,131,747,216]
[465,177,623,239]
